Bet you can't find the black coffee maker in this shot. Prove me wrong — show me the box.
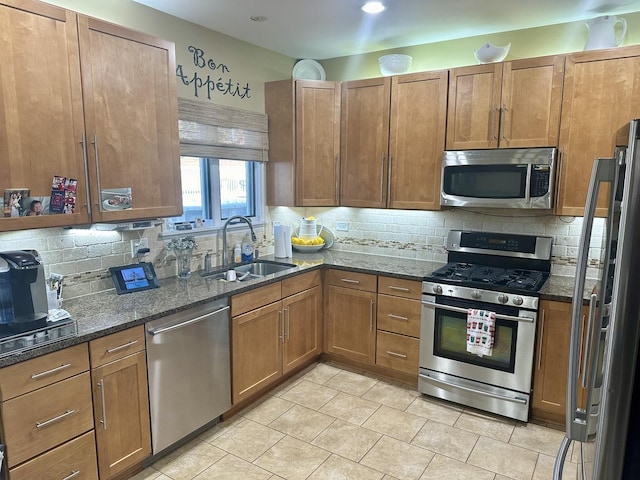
[0,250,48,333]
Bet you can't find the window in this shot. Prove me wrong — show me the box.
[167,156,264,229]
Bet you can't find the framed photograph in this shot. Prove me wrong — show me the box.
[3,188,29,218]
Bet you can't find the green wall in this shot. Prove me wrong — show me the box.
[41,1,640,107]
[42,0,295,112]
[323,12,640,80]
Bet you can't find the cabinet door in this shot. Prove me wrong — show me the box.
[92,351,151,479]
[232,301,282,404]
[326,285,376,365]
[500,55,564,148]
[532,300,589,424]
[388,71,447,210]
[446,63,502,149]
[282,285,322,374]
[340,77,391,207]
[0,0,90,231]
[78,16,181,222]
[557,46,640,216]
[296,80,341,206]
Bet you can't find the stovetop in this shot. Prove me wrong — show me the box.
[425,262,549,293]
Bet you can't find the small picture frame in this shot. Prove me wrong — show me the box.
[3,188,30,218]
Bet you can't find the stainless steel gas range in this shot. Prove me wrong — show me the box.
[419,230,553,421]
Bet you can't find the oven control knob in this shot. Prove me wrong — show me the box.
[513,296,524,306]
[471,290,481,300]
[498,294,509,304]
[432,285,443,295]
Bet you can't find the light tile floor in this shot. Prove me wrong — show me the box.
[131,362,578,480]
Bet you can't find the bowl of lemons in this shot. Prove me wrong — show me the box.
[291,235,325,252]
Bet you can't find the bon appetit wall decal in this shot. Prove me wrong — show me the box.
[176,45,252,100]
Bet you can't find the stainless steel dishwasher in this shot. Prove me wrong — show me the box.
[145,298,231,455]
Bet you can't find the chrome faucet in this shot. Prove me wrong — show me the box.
[222,215,257,266]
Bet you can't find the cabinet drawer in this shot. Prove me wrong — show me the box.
[9,431,98,480]
[0,343,89,401]
[232,281,282,317]
[89,325,145,367]
[376,331,419,375]
[378,276,421,300]
[282,269,321,297]
[377,294,421,337]
[3,372,94,467]
[326,270,377,292]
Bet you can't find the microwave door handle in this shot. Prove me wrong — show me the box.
[566,157,615,442]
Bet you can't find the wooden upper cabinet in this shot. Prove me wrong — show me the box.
[388,71,447,210]
[447,63,502,149]
[556,46,640,217]
[340,77,391,208]
[78,15,181,222]
[446,56,564,150]
[0,0,90,230]
[265,80,340,207]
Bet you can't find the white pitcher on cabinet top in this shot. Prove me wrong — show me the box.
[584,15,627,51]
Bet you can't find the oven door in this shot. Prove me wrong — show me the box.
[420,293,537,394]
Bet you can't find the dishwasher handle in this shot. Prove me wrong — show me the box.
[148,306,230,335]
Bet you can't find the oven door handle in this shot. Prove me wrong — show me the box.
[419,373,528,404]
[421,300,534,323]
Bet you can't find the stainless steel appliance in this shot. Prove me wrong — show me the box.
[146,298,231,455]
[553,120,640,479]
[441,147,556,209]
[420,230,553,421]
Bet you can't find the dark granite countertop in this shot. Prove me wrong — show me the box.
[0,249,591,368]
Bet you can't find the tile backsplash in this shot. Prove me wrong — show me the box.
[0,206,603,300]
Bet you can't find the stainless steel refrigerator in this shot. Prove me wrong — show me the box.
[553,120,640,479]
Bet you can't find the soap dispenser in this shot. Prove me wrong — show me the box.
[241,235,254,262]
[233,243,242,263]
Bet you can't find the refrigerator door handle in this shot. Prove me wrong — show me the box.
[581,294,598,389]
[566,157,615,443]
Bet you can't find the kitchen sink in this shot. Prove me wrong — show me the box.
[202,259,297,281]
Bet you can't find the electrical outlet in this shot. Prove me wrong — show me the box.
[336,221,349,232]
[131,238,149,257]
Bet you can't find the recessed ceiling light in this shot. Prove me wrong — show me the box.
[250,15,268,22]
[361,1,386,14]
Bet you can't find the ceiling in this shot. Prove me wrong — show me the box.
[131,0,638,60]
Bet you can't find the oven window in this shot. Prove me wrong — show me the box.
[443,165,527,199]
[435,310,517,372]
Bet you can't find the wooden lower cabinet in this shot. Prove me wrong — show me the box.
[232,271,322,404]
[89,326,151,480]
[9,431,98,480]
[532,299,588,424]
[282,285,322,374]
[232,300,283,404]
[325,281,377,364]
[375,277,422,376]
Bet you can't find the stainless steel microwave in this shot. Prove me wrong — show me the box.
[440,147,557,209]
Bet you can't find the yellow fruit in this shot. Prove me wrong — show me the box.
[291,237,302,245]
[306,216,315,220]
[302,239,312,245]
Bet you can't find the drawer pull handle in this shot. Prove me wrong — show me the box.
[340,278,360,284]
[36,409,76,428]
[386,350,407,359]
[387,314,409,321]
[62,471,81,480]
[107,339,139,353]
[388,286,410,292]
[31,363,72,379]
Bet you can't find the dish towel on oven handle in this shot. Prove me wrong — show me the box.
[467,309,496,357]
